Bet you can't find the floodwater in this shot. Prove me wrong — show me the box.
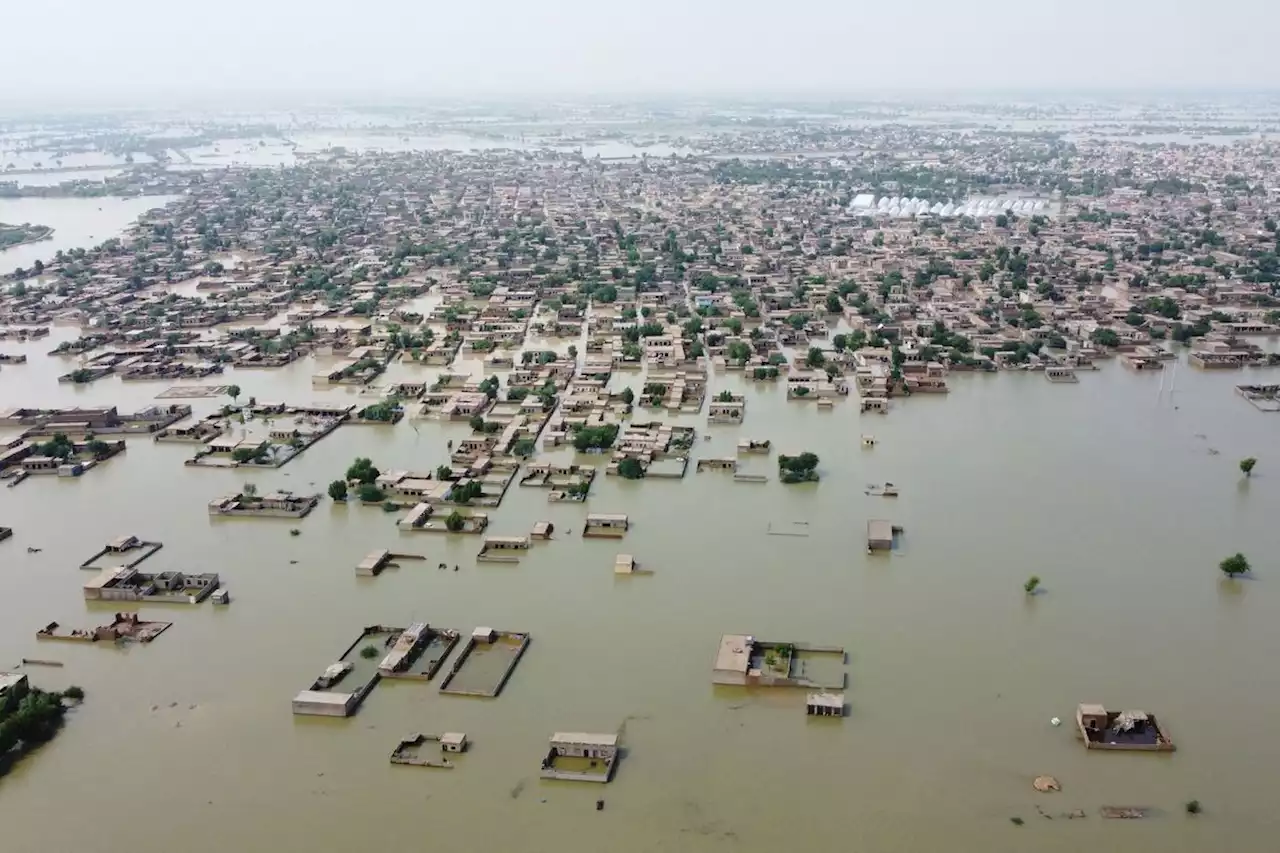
[0,196,178,272]
[288,131,690,159]
[3,168,126,188]
[0,245,1278,851]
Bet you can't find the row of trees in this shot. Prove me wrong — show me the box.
[468,415,503,434]
[450,481,484,504]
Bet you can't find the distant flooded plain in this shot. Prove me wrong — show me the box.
[0,219,1279,853]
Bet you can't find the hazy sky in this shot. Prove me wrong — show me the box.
[3,0,1275,103]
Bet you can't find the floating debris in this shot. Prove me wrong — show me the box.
[1101,806,1147,820]
[1033,775,1061,793]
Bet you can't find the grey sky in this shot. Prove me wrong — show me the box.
[3,0,1275,103]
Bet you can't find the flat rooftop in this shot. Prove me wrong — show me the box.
[553,732,618,748]
[714,634,753,674]
[867,519,894,540]
[292,689,353,706]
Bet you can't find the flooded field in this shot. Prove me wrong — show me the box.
[0,196,178,270]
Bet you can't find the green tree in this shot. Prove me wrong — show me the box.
[778,452,820,483]
[445,510,466,532]
[359,401,399,422]
[0,685,69,763]
[1091,328,1120,347]
[727,341,752,363]
[806,347,826,368]
[62,686,85,701]
[1240,457,1257,477]
[227,384,241,402]
[356,483,385,502]
[468,414,486,432]
[832,333,848,352]
[573,423,619,452]
[617,457,645,479]
[37,433,76,459]
[512,438,536,457]
[231,443,268,464]
[1220,553,1251,577]
[451,481,484,504]
[242,482,258,498]
[360,645,380,659]
[346,457,380,484]
[1024,576,1041,594]
[327,479,348,501]
[619,386,635,405]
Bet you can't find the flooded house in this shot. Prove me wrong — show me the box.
[1076,704,1175,751]
[539,732,619,783]
[82,567,221,603]
[708,393,746,423]
[867,519,897,551]
[710,634,844,689]
[806,692,845,717]
[376,622,432,676]
[208,490,320,518]
[476,535,531,562]
[583,513,629,537]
